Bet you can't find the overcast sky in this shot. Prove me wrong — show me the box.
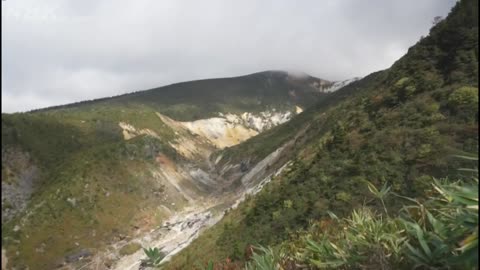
[2,0,457,113]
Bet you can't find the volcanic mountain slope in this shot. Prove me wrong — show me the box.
[3,0,478,268]
[1,70,353,269]
[165,0,478,268]
[31,70,335,121]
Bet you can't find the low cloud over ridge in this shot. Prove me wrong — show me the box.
[2,0,456,112]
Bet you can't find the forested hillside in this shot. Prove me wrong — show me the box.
[166,0,478,268]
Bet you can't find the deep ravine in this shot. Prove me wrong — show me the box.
[63,126,296,270]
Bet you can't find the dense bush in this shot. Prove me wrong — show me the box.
[448,86,479,122]
[243,163,478,269]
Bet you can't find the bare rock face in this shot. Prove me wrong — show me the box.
[1,148,40,222]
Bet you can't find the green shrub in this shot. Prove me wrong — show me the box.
[394,77,417,101]
[245,246,283,270]
[142,247,166,267]
[448,86,479,121]
[335,192,351,203]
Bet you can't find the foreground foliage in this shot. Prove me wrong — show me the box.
[245,163,478,269]
[142,247,166,267]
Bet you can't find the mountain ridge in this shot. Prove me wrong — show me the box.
[26,70,339,116]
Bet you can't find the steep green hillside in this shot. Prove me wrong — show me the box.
[1,108,183,269]
[166,0,478,268]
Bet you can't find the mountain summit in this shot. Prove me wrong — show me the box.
[31,70,337,121]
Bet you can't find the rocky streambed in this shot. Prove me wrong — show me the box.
[63,201,226,270]
[110,204,223,270]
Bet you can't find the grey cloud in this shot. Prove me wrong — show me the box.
[2,0,457,113]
